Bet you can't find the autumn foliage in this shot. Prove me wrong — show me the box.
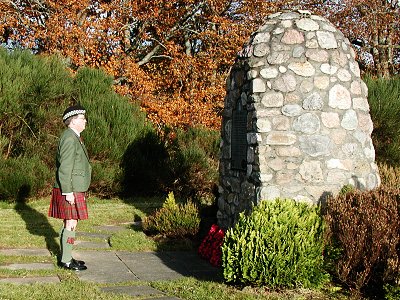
[0,1,273,129]
[0,1,398,129]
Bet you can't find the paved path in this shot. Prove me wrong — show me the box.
[0,227,222,299]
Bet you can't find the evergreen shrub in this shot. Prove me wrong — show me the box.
[142,192,200,238]
[366,76,400,166]
[167,126,220,202]
[120,126,220,201]
[73,67,154,196]
[0,156,51,201]
[0,49,154,200]
[324,187,400,296]
[384,284,400,300]
[222,198,328,288]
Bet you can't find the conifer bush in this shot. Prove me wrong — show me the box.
[0,156,51,200]
[142,192,200,238]
[167,126,220,202]
[222,198,328,288]
[324,187,400,296]
[366,76,400,166]
[0,49,154,200]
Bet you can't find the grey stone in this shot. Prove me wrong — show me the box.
[329,84,352,109]
[260,67,279,79]
[266,131,297,145]
[305,49,329,62]
[341,109,358,130]
[272,73,297,92]
[251,78,266,93]
[282,104,302,116]
[316,31,338,49]
[267,51,291,65]
[296,18,319,31]
[253,32,271,44]
[299,135,332,157]
[254,43,269,57]
[259,186,281,200]
[299,160,324,183]
[293,113,320,134]
[321,63,338,75]
[261,91,284,107]
[288,61,315,76]
[303,92,323,110]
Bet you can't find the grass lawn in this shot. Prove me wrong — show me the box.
[0,196,349,300]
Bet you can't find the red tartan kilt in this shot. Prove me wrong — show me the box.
[48,188,88,220]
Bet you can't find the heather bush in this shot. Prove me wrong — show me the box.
[222,199,328,288]
[142,192,200,238]
[324,187,400,296]
[378,162,400,190]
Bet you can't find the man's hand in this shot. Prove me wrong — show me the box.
[66,193,75,205]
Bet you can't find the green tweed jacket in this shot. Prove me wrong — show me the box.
[54,128,92,193]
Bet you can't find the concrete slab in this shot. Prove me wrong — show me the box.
[116,251,223,282]
[74,240,110,249]
[0,276,60,284]
[0,248,51,257]
[101,285,164,297]
[0,263,55,270]
[73,250,138,283]
[116,252,183,281]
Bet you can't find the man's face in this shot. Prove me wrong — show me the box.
[71,114,87,133]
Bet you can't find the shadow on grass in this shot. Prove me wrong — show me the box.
[14,185,60,257]
[126,204,223,283]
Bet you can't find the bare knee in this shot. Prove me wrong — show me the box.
[64,219,78,231]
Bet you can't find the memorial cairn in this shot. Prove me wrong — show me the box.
[217,10,380,229]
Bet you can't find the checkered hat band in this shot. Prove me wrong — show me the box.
[63,109,86,121]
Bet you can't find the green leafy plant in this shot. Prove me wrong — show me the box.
[142,192,200,238]
[384,284,400,300]
[222,198,328,288]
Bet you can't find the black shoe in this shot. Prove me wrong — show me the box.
[60,260,87,271]
[72,258,85,266]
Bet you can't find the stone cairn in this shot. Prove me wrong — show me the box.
[217,10,381,229]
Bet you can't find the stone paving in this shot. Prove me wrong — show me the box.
[0,226,222,299]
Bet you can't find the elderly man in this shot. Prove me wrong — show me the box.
[48,104,92,271]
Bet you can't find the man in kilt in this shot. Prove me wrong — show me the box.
[48,104,91,271]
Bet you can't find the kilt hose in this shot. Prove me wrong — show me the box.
[48,188,88,220]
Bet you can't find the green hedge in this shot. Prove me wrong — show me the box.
[222,199,328,288]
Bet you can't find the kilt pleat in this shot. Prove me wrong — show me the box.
[48,188,88,220]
